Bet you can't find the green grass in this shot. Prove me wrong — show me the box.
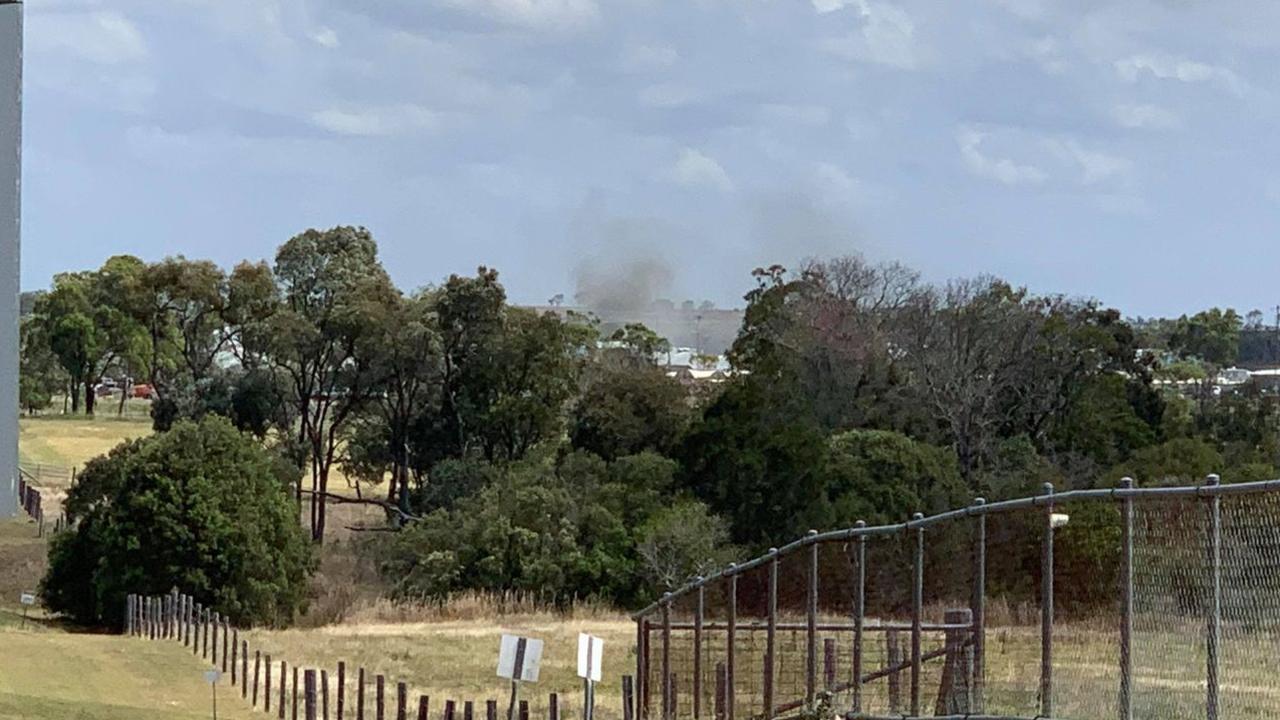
[0,629,259,719]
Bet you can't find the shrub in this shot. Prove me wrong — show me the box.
[41,416,313,628]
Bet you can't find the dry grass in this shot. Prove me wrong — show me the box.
[18,415,152,487]
[243,612,636,720]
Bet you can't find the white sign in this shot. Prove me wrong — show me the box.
[577,633,604,683]
[204,669,222,684]
[1050,513,1070,529]
[497,634,543,683]
[19,592,35,606]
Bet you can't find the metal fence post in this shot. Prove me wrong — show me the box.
[806,530,818,709]
[694,580,704,720]
[1041,483,1054,719]
[852,521,866,714]
[1119,478,1134,720]
[726,567,737,720]
[1205,474,1221,720]
[911,513,923,717]
[662,595,672,720]
[765,549,778,719]
[637,618,647,720]
[971,498,986,714]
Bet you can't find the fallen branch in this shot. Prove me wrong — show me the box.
[299,489,421,524]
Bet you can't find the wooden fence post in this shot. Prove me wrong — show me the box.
[823,639,836,691]
[305,669,318,720]
[933,608,974,716]
[397,682,408,720]
[357,668,366,720]
[624,675,636,720]
[323,669,330,720]
[712,666,724,720]
[212,612,220,666]
[518,700,529,720]
[445,699,456,720]
[486,699,498,720]
[265,654,273,713]
[376,674,385,720]
[222,618,230,673]
[232,629,239,684]
[254,650,261,706]
[243,640,250,698]
[293,664,300,720]
[280,660,288,720]
[886,630,901,714]
[338,662,346,720]
[548,694,558,720]
[465,700,474,720]
[417,696,429,720]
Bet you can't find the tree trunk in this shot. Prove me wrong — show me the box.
[70,380,80,413]
[314,465,329,544]
[84,383,95,417]
[118,382,129,417]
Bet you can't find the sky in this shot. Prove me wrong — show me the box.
[19,0,1280,317]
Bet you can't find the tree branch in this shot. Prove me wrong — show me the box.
[298,489,421,523]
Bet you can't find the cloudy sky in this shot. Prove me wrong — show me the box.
[20,0,1280,316]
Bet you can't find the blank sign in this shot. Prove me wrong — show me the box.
[19,592,34,606]
[577,633,603,682]
[497,634,543,683]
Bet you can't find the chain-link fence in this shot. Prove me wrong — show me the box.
[633,475,1280,720]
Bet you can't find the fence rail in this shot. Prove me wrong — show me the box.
[633,475,1280,720]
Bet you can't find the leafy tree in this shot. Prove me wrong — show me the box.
[730,258,924,434]
[570,363,689,461]
[19,317,66,414]
[41,417,312,628]
[1108,438,1223,487]
[410,273,591,468]
[244,226,398,542]
[347,291,442,511]
[678,378,832,548]
[606,323,670,364]
[1169,308,1242,367]
[822,429,966,526]
[31,268,133,415]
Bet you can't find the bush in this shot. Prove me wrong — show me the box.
[41,416,313,628]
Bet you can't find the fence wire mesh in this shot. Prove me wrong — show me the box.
[636,479,1280,720]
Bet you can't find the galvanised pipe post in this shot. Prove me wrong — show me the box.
[765,550,778,719]
[972,498,986,714]
[726,567,737,720]
[1205,474,1222,720]
[805,530,818,708]
[662,595,673,720]
[910,513,924,717]
[1041,483,1054,718]
[1119,478,1134,720]
[852,521,866,714]
[694,580,704,720]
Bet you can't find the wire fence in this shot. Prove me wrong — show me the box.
[633,476,1280,720]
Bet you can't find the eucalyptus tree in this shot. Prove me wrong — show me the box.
[246,226,398,542]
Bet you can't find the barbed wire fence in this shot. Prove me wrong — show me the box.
[633,475,1280,720]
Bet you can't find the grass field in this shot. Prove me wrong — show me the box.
[0,624,259,720]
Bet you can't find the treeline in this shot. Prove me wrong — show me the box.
[22,228,1280,610]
